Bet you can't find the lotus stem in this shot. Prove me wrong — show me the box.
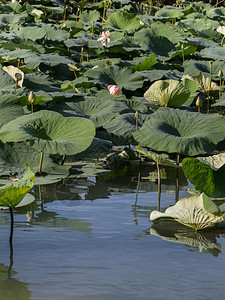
[221,35,225,47]
[102,0,106,23]
[219,69,223,99]
[9,207,14,244]
[38,152,44,176]
[207,61,213,114]
[181,43,185,62]
[175,153,180,202]
[61,154,66,165]
[121,0,122,9]
[91,21,94,38]
[63,6,67,22]
[15,79,18,89]
[157,162,161,210]
[80,47,84,63]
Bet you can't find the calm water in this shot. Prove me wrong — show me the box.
[0,166,225,300]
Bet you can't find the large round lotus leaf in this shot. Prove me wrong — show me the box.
[0,111,95,155]
[84,66,143,91]
[104,11,140,33]
[133,28,175,61]
[133,107,225,156]
[200,46,225,60]
[24,53,74,69]
[51,97,130,127]
[144,80,190,107]
[148,23,182,44]
[104,112,151,142]
[79,10,100,23]
[155,6,184,19]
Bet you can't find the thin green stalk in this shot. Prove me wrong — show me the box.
[157,162,161,211]
[38,152,44,176]
[175,153,180,202]
[207,61,213,115]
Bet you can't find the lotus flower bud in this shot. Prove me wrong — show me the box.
[219,70,223,78]
[196,96,202,108]
[28,91,36,104]
[135,111,139,119]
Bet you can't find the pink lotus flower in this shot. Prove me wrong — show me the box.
[97,31,111,47]
[108,85,122,98]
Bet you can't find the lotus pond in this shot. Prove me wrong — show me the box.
[2,0,225,298]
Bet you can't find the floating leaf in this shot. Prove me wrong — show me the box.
[150,193,224,230]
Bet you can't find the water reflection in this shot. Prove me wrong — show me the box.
[0,263,31,300]
[148,222,223,257]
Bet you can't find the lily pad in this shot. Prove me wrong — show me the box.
[133,107,225,156]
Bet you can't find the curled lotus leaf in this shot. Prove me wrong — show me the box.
[0,166,35,208]
[182,155,225,198]
[133,107,225,156]
[0,110,95,155]
[150,193,224,230]
[144,79,191,107]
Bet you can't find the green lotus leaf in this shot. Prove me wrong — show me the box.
[133,107,225,156]
[148,22,182,44]
[186,37,218,49]
[0,193,35,210]
[128,54,158,72]
[64,37,100,49]
[182,74,219,96]
[184,59,225,80]
[133,28,175,61]
[182,155,225,198]
[0,141,70,181]
[23,73,60,93]
[200,46,225,60]
[104,112,151,142]
[15,25,46,41]
[0,14,25,29]
[207,7,225,20]
[84,66,143,91]
[24,53,74,69]
[104,11,140,33]
[155,6,184,19]
[0,110,95,155]
[79,10,100,23]
[135,145,177,167]
[150,193,224,230]
[0,38,45,54]
[51,97,130,127]
[0,166,34,208]
[74,137,112,160]
[0,94,24,128]
[144,79,190,107]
